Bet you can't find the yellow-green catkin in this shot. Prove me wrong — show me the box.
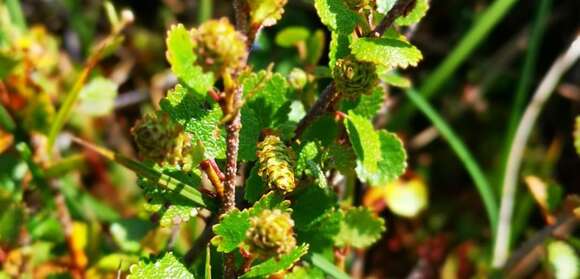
[131,112,191,167]
[191,18,247,77]
[333,55,378,99]
[246,209,297,259]
[256,135,296,194]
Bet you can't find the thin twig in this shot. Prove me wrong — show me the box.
[372,0,417,37]
[492,35,580,268]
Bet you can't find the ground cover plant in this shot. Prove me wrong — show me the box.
[0,0,579,278]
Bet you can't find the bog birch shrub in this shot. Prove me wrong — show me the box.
[128,0,427,277]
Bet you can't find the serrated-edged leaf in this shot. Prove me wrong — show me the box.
[211,209,250,253]
[161,85,226,159]
[128,252,194,279]
[249,191,291,217]
[329,32,351,70]
[243,71,290,129]
[324,143,356,173]
[296,142,320,176]
[373,130,407,185]
[314,0,359,34]
[239,106,260,161]
[334,207,385,248]
[248,0,287,27]
[244,164,267,203]
[345,112,382,182]
[239,244,309,279]
[158,205,198,227]
[76,77,118,116]
[166,24,213,95]
[296,210,341,255]
[395,0,429,26]
[341,86,385,119]
[292,187,337,230]
[547,240,579,279]
[111,219,155,253]
[275,27,310,47]
[351,37,422,69]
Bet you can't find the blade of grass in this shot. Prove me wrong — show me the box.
[391,0,519,128]
[0,102,15,132]
[308,253,351,279]
[492,36,580,269]
[198,0,213,24]
[5,0,26,31]
[406,88,498,232]
[72,137,219,212]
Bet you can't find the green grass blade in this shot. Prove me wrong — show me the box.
[0,102,15,132]
[406,89,498,232]
[5,0,26,31]
[73,138,219,211]
[391,0,519,128]
[309,253,351,279]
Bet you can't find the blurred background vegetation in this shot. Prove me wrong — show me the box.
[0,0,579,278]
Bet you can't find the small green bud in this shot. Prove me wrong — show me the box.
[333,55,378,99]
[131,112,192,167]
[246,209,297,259]
[256,135,296,194]
[191,18,247,77]
[288,68,308,91]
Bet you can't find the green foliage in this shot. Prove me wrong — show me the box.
[239,244,309,279]
[334,207,385,248]
[128,252,195,279]
[248,0,287,27]
[341,86,385,118]
[395,0,429,26]
[166,24,214,95]
[76,77,118,116]
[275,27,310,47]
[242,70,291,130]
[546,240,579,279]
[211,209,251,253]
[350,36,423,69]
[314,0,359,34]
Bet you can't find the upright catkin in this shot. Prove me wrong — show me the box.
[256,135,296,194]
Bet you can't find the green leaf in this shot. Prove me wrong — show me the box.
[395,0,429,26]
[248,0,287,27]
[275,27,310,47]
[166,24,214,95]
[249,191,290,217]
[374,130,407,185]
[314,0,359,34]
[128,252,195,279]
[324,143,356,174]
[161,85,226,159]
[239,107,261,161]
[296,142,320,176]
[345,112,382,182]
[380,70,412,88]
[351,37,422,69]
[239,244,309,279]
[0,203,23,246]
[574,116,580,156]
[0,51,19,79]
[76,77,118,116]
[211,209,250,253]
[306,30,326,65]
[286,266,325,279]
[158,204,198,227]
[292,187,337,230]
[299,115,338,147]
[329,32,350,70]
[110,218,154,253]
[547,240,579,279]
[385,177,428,217]
[334,207,385,248]
[244,164,267,203]
[243,71,290,129]
[341,87,385,119]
